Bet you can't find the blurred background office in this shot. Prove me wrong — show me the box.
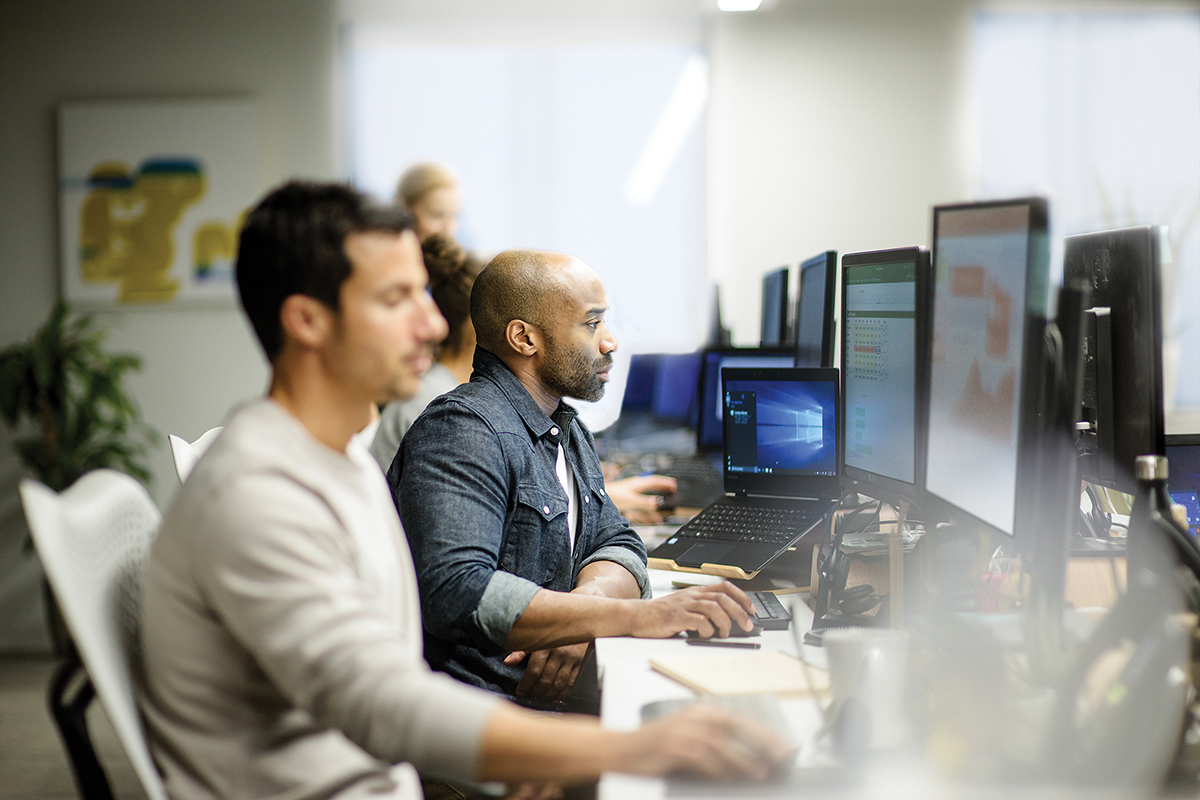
[0,0,1197,655]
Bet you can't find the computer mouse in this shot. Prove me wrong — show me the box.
[729,619,763,637]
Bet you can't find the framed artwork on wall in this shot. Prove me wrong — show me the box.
[57,97,260,308]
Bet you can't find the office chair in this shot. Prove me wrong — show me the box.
[167,426,223,484]
[20,470,168,800]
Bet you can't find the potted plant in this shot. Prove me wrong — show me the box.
[0,301,157,650]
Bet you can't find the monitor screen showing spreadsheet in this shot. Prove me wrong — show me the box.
[841,249,925,496]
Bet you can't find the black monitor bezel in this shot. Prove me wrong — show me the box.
[921,197,1051,540]
[760,266,791,347]
[1064,225,1166,492]
[839,246,930,506]
[1167,434,1200,448]
[794,250,838,368]
[695,346,799,452]
[720,366,842,499]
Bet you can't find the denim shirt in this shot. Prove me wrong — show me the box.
[389,348,650,703]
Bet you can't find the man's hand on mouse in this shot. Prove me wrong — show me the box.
[630,581,756,639]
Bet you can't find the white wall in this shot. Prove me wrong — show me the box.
[0,0,337,651]
[707,0,975,343]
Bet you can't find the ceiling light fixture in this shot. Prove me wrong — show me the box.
[717,0,763,11]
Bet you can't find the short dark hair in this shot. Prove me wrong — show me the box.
[235,181,414,361]
[470,249,559,354]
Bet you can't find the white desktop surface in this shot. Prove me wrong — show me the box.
[595,572,1151,800]
[595,568,828,800]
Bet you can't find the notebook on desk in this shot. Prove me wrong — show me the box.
[648,367,842,580]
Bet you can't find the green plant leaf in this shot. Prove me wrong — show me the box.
[3,302,157,496]
[0,351,27,424]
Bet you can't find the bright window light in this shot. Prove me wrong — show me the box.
[624,55,708,207]
[718,0,763,11]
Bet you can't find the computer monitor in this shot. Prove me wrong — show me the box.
[651,352,702,424]
[696,347,797,451]
[795,251,838,368]
[840,247,930,503]
[923,198,1050,538]
[760,266,790,347]
[707,283,732,347]
[622,354,657,411]
[1064,226,1166,492]
[619,353,703,425]
[1167,433,1200,539]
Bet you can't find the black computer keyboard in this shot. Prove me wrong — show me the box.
[660,454,721,481]
[681,504,818,545]
[748,591,792,630]
[659,455,724,508]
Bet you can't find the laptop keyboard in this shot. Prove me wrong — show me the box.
[681,504,820,545]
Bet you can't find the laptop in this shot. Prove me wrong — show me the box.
[648,367,842,580]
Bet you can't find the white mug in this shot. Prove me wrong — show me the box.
[822,628,910,749]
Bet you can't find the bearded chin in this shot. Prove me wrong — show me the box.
[576,379,606,403]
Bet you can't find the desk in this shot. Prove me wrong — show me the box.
[595,569,827,800]
[592,570,1150,800]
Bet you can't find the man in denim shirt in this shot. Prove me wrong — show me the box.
[391,249,756,711]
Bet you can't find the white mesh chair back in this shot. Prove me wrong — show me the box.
[20,470,168,800]
[167,426,223,484]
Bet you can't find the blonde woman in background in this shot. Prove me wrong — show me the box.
[395,162,461,241]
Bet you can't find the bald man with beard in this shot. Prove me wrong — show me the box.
[390,249,757,713]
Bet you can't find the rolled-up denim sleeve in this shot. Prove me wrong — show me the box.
[474,572,541,645]
[392,400,531,649]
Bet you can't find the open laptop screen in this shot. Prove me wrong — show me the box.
[725,378,838,477]
[721,367,842,499]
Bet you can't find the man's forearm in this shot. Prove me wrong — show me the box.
[571,559,641,599]
[502,560,642,651]
[477,704,622,782]
[503,588,638,652]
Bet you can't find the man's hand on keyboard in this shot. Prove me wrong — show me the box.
[630,581,756,639]
[623,703,792,781]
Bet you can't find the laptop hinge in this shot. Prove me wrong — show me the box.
[743,492,822,502]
